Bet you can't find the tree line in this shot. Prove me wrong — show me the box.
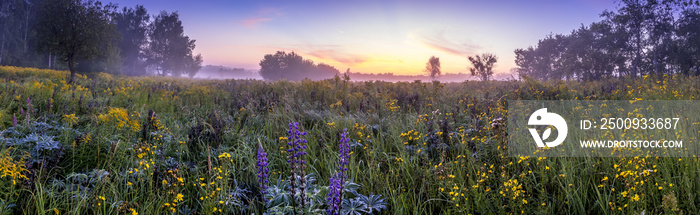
[515,0,700,81]
[0,0,202,83]
[259,51,341,81]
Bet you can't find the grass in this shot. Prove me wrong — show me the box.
[0,65,698,214]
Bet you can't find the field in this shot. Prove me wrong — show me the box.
[0,65,699,214]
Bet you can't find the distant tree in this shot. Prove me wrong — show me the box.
[184,53,203,78]
[147,11,202,77]
[675,8,700,75]
[114,5,150,76]
[35,0,117,83]
[425,56,441,79]
[0,0,43,67]
[468,53,498,81]
[259,51,339,81]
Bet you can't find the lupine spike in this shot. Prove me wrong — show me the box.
[286,122,308,214]
[328,129,351,215]
[256,144,270,202]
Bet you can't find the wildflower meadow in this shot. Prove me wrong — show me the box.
[0,65,699,214]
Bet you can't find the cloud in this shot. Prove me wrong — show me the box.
[410,29,481,57]
[239,18,272,27]
[256,44,368,65]
[238,7,283,28]
[258,7,284,16]
[306,49,367,65]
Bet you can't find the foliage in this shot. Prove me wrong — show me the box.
[468,53,498,81]
[0,0,47,68]
[0,66,699,214]
[114,5,150,76]
[259,51,340,81]
[515,1,700,80]
[147,11,202,77]
[425,56,441,80]
[34,0,118,83]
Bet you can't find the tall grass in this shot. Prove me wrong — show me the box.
[0,66,698,214]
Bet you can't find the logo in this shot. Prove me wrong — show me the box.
[528,108,568,147]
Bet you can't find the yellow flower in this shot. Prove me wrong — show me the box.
[218,152,231,159]
[175,193,184,202]
[131,208,138,215]
[631,194,640,201]
[62,114,78,126]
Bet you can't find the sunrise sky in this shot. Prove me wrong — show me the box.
[109,0,618,75]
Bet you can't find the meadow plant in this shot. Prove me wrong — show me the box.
[256,144,269,201]
[327,129,350,215]
[2,66,700,214]
[286,122,308,213]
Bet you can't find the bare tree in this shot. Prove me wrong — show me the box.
[425,56,441,79]
[468,53,498,81]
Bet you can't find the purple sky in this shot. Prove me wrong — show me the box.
[109,0,618,75]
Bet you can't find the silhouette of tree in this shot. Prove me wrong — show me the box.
[514,0,698,81]
[259,51,339,81]
[425,56,441,79]
[468,53,498,81]
[147,11,201,77]
[114,5,150,76]
[0,0,44,67]
[35,0,117,83]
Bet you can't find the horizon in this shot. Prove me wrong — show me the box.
[107,0,617,76]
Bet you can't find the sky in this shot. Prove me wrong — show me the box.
[108,0,619,76]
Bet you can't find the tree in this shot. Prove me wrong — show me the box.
[1,0,37,66]
[259,51,339,81]
[676,8,700,75]
[147,11,201,77]
[34,0,117,83]
[468,53,498,81]
[425,56,441,79]
[114,5,150,76]
[184,53,203,78]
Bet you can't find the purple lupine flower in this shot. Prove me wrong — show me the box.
[12,114,17,127]
[327,129,350,215]
[286,122,308,214]
[20,108,24,115]
[287,122,308,167]
[27,97,31,107]
[327,176,343,215]
[256,144,270,201]
[337,129,350,179]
